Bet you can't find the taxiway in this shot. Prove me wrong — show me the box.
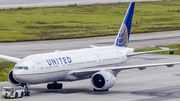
[0,30,179,58]
[0,30,180,101]
[1,55,180,101]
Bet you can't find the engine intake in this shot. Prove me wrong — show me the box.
[91,71,115,91]
[8,70,23,86]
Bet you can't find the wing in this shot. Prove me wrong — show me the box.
[0,54,21,63]
[127,48,178,57]
[68,62,180,77]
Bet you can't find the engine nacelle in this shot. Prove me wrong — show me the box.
[138,67,147,70]
[8,70,23,86]
[91,71,115,91]
[166,64,174,67]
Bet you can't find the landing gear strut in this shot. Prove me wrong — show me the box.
[24,84,31,96]
[47,81,63,89]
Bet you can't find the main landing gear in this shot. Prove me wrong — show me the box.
[24,84,31,96]
[47,81,63,89]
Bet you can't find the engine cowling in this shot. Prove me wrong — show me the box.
[166,64,174,67]
[138,67,147,70]
[8,70,23,86]
[91,71,115,91]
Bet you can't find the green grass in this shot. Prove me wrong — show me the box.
[0,61,15,81]
[0,0,180,42]
[135,44,180,55]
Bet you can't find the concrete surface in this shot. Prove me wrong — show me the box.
[0,55,180,101]
[0,30,180,101]
[0,30,179,58]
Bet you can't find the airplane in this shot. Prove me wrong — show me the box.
[0,2,180,96]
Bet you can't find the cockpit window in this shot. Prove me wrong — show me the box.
[14,66,29,70]
[18,67,23,69]
[15,66,18,69]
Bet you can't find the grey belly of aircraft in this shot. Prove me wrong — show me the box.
[15,71,69,84]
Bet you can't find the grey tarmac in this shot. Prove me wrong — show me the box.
[1,55,180,101]
[0,30,180,101]
[0,30,179,58]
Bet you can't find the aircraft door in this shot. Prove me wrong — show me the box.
[37,63,44,73]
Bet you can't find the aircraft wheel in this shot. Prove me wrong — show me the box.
[20,92,23,98]
[26,91,31,96]
[58,83,63,89]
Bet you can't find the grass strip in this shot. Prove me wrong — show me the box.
[0,0,180,42]
[0,61,15,82]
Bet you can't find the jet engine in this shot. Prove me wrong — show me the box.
[166,64,174,67]
[8,70,23,86]
[91,71,115,91]
[138,67,147,70]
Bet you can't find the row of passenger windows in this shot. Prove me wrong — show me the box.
[66,58,120,66]
[14,58,121,70]
[14,66,29,70]
[102,58,119,61]
[45,58,121,69]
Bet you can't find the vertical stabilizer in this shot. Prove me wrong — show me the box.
[114,2,135,47]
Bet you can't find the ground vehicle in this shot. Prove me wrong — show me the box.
[1,87,24,98]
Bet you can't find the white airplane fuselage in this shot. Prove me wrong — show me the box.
[13,46,134,84]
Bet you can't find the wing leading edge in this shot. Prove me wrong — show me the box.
[69,62,180,77]
[0,54,21,63]
[127,48,178,57]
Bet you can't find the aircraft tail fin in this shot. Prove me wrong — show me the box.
[114,2,135,47]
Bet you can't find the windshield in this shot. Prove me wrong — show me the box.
[14,66,29,70]
[3,88,11,92]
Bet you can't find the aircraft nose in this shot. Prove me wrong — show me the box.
[13,69,28,83]
[13,69,20,75]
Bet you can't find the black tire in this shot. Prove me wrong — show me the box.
[26,91,31,96]
[15,92,18,98]
[47,83,63,89]
[58,83,63,89]
[47,84,53,89]
[47,84,50,89]
[20,92,23,98]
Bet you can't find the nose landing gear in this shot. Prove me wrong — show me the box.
[47,81,63,89]
[24,84,31,96]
